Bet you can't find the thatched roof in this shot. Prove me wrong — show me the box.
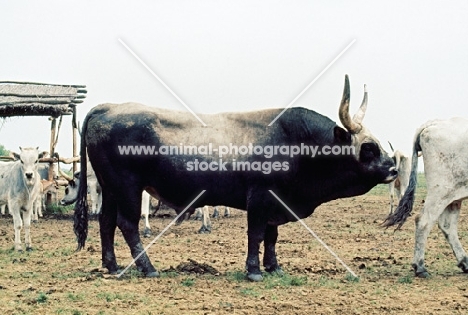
[0,81,86,117]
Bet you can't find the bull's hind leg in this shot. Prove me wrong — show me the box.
[437,201,468,272]
[116,190,158,278]
[263,224,283,275]
[412,198,447,277]
[99,191,119,274]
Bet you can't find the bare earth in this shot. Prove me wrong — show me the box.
[1,192,468,314]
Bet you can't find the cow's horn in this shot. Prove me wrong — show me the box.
[339,75,362,134]
[353,84,367,124]
[58,167,73,181]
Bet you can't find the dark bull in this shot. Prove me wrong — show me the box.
[74,75,397,281]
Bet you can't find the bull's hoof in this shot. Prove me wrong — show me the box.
[145,271,160,278]
[26,247,33,252]
[198,226,211,234]
[143,228,152,238]
[458,257,468,273]
[247,273,263,282]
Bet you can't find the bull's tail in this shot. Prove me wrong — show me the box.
[73,113,90,250]
[382,129,422,229]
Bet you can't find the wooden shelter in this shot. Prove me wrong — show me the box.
[0,81,86,202]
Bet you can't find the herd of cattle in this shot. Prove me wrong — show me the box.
[0,75,467,281]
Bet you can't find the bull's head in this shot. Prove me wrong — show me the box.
[13,147,44,186]
[337,75,397,184]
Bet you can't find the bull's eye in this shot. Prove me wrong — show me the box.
[65,188,69,194]
[35,160,38,164]
[20,160,24,164]
[360,142,380,162]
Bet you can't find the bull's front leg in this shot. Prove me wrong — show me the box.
[263,224,283,275]
[246,208,267,282]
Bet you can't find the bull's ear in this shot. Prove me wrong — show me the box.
[12,152,20,161]
[38,151,47,159]
[334,126,351,143]
[74,171,80,179]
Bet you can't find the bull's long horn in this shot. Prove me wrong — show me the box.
[58,167,73,181]
[388,141,395,153]
[353,84,368,124]
[339,75,362,134]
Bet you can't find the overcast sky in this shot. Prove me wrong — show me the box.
[1,1,467,170]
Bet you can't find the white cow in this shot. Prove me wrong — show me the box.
[0,161,51,222]
[0,147,44,251]
[384,118,468,277]
[388,148,412,214]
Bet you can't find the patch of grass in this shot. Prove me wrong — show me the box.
[45,204,73,215]
[398,275,413,284]
[239,287,259,297]
[36,292,48,303]
[67,293,84,302]
[344,273,360,283]
[181,277,195,287]
[263,272,308,288]
[226,270,246,282]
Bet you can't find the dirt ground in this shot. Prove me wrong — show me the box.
[1,191,468,315]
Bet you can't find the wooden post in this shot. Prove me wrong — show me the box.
[47,117,57,205]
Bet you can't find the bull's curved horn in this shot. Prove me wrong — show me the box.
[339,75,362,134]
[353,84,367,124]
[388,141,395,153]
[58,167,73,182]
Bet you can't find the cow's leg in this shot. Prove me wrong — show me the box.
[212,207,219,218]
[412,198,446,277]
[0,204,5,216]
[224,206,230,217]
[263,224,283,275]
[198,206,212,234]
[437,201,468,272]
[89,181,99,215]
[116,190,158,277]
[141,191,151,238]
[10,202,23,251]
[22,206,33,251]
[193,208,202,220]
[32,195,40,222]
[99,191,119,274]
[37,194,43,218]
[388,184,395,214]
